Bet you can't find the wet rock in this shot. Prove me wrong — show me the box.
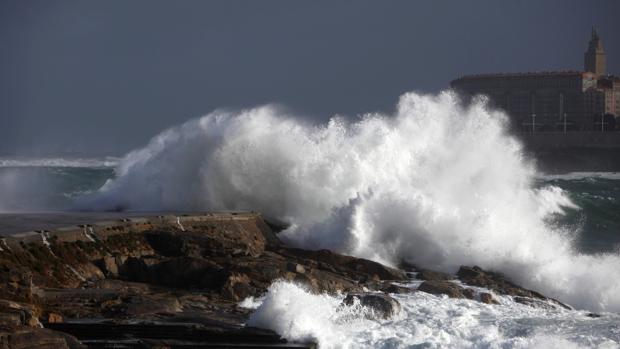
[457,266,542,298]
[416,270,454,281]
[513,296,559,310]
[463,288,475,299]
[417,281,474,299]
[381,283,411,294]
[278,248,407,281]
[342,293,401,319]
[479,292,499,304]
[457,266,571,309]
[286,262,305,274]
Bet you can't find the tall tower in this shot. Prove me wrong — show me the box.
[584,27,606,76]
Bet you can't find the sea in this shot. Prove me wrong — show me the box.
[1,91,619,348]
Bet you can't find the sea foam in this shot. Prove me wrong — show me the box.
[247,280,620,348]
[86,91,620,312]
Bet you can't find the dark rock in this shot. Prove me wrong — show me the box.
[381,284,411,294]
[94,256,119,277]
[0,214,574,348]
[398,261,418,272]
[294,269,360,294]
[0,268,34,303]
[0,325,86,349]
[479,292,499,304]
[123,296,181,316]
[342,293,401,319]
[417,281,474,299]
[457,266,542,299]
[417,269,454,281]
[286,262,305,274]
[118,257,149,282]
[586,313,602,318]
[221,273,254,301]
[144,231,186,257]
[148,257,227,289]
[457,266,571,310]
[0,300,40,327]
[463,288,475,299]
[278,248,407,281]
[513,296,558,310]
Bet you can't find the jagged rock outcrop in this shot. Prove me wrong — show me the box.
[456,266,570,309]
[0,213,574,347]
[342,293,401,319]
[0,213,406,347]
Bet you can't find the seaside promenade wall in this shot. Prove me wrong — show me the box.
[516,132,620,172]
[519,131,620,149]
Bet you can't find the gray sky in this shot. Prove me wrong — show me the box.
[1,0,618,156]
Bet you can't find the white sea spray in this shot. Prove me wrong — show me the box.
[85,91,620,313]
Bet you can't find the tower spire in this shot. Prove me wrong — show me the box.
[584,27,606,76]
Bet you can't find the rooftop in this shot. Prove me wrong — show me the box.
[453,70,588,81]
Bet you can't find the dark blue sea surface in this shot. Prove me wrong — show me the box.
[539,173,620,254]
[0,166,114,212]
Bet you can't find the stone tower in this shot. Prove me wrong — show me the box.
[584,27,606,76]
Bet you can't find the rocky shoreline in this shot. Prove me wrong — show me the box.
[0,213,571,348]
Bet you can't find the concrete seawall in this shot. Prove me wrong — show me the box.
[1,212,265,251]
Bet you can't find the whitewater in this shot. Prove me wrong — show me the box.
[4,91,619,347]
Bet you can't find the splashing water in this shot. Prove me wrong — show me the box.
[86,91,620,312]
[247,280,620,349]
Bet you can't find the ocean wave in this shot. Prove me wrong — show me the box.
[0,156,120,168]
[84,91,620,312]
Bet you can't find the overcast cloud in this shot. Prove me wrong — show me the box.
[0,0,618,155]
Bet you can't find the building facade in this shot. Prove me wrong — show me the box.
[451,28,619,133]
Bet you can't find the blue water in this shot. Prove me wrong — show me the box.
[539,173,620,253]
[0,166,114,212]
